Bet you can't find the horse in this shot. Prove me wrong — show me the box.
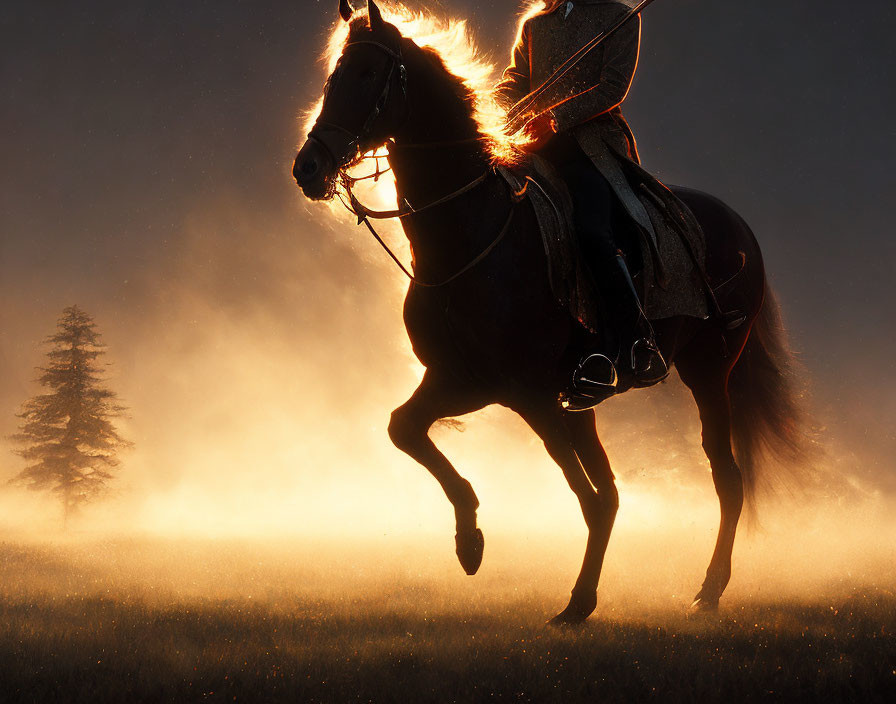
[293,2,810,624]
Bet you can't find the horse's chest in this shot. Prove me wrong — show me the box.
[402,270,568,393]
[403,285,503,380]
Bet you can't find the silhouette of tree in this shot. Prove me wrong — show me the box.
[10,306,130,526]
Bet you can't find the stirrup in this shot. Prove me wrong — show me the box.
[574,353,618,392]
[630,338,669,385]
[560,392,608,412]
[561,353,618,411]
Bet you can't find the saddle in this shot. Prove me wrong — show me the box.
[497,158,601,333]
[498,155,711,334]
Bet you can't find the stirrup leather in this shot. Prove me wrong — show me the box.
[630,338,669,384]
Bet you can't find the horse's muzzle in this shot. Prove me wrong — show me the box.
[293,139,335,200]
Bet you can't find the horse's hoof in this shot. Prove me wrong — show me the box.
[688,596,719,617]
[548,592,596,626]
[548,610,588,627]
[455,528,484,575]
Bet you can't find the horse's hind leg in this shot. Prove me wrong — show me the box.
[388,370,488,575]
[521,405,618,624]
[677,336,746,611]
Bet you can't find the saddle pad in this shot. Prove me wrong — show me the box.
[499,155,709,326]
[616,157,709,321]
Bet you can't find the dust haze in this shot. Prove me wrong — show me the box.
[0,180,892,605]
[1,0,894,612]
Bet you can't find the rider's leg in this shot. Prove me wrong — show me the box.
[542,138,666,385]
[542,137,625,346]
[612,252,668,382]
[571,170,665,381]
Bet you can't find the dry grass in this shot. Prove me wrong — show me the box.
[0,535,893,703]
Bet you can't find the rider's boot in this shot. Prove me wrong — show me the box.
[572,253,667,398]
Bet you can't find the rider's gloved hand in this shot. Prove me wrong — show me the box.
[522,111,557,152]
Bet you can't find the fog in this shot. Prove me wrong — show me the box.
[0,2,893,601]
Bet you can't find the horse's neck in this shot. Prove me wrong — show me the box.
[389,139,489,212]
[388,57,492,210]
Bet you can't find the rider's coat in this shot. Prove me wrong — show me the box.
[497,0,641,163]
[497,0,709,320]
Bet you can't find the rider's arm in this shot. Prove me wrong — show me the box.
[549,14,640,132]
[494,20,532,109]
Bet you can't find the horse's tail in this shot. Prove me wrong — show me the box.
[728,283,815,513]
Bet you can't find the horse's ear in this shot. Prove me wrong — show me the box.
[339,0,353,22]
[367,0,384,30]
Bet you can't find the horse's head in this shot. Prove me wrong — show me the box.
[294,1,407,200]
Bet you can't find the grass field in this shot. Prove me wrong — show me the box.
[0,534,893,703]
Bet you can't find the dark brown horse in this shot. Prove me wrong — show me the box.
[293,2,810,624]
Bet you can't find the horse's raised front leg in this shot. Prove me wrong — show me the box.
[521,405,618,625]
[388,370,488,574]
[677,342,745,612]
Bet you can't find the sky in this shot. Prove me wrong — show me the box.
[0,0,894,536]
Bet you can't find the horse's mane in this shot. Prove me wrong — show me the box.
[345,16,482,145]
[305,2,548,164]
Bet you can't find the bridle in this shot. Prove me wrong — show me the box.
[306,37,527,288]
[307,39,408,170]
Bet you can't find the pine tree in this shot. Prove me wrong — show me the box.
[10,306,130,526]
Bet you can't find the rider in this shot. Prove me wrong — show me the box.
[496,0,668,391]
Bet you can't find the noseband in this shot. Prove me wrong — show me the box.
[309,39,408,169]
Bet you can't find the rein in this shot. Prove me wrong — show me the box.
[340,160,490,220]
[338,163,526,288]
[357,198,517,288]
